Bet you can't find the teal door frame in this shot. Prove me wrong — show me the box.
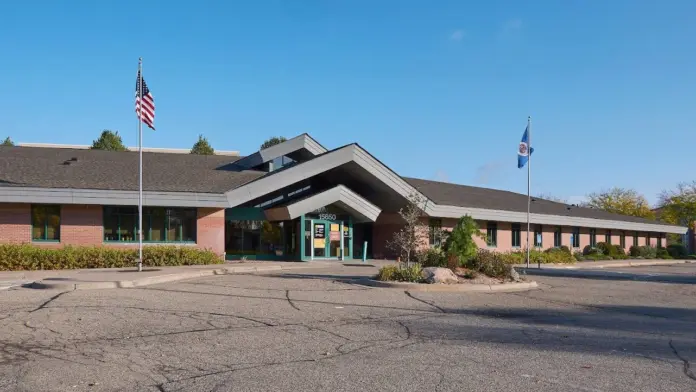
[301,215,352,261]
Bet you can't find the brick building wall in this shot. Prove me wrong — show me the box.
[0,203,226,259]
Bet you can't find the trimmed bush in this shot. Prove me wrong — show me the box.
[376,264,424,283]
[656,247,672,259]
[0,244,222,271]
[573,251,585,261]
[469,249,513,279]
[418,247,446,268]
[583,245,603,256]
[498,248,575,265]
[667,244,688,259]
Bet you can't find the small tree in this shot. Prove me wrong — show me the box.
[387,193,428,267]
[2,137,14,146]
[444,215,484,267]
[260,136,287,150]
[91,130,127,151]
[659,181,696,230]
[190,134,215,155]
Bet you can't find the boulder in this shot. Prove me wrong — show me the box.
[510,267,521,282]
[421,267,459,284]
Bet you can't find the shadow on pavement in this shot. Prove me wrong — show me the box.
[518,268,696,284]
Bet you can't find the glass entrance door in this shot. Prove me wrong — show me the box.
[310,220,349,260]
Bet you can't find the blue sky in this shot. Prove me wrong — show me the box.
[1,1,694,205]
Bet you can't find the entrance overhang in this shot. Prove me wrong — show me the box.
[264,185,381,223]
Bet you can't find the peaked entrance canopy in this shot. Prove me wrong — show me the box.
[263,185,381,223]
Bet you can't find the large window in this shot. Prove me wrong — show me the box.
[429,218,442,247]
[534,225,543,247]
[227,220,296,256]
[589,229,597,247]
[511,223,521,247]
[486,221,497,247]
[553,226,562,247]
[103,206,196,242]
[605,230,611,244]
[31,205,61,241]
[571,227,580,248]
[620,232,626,249]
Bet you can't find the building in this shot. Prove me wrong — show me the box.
[0,134,686,261]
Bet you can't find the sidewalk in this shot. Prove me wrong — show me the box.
[514,259,693,270]
[0,261,339,291]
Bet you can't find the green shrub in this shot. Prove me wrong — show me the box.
[595,242,611,255]
[629,246,640,257]
[498,248,575,265]
[573,251,585,261]
[469,250,513,279]
[376,264,424,283]
[418,247,446,267]
[688,255,696,260]
[583,245,603,256]
[656,248,672,259]
[0,244,222,271]
[667,244,688,259]
[444,215,483,267]
[606,244,628,260]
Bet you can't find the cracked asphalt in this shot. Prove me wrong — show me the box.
[1,264,695,392]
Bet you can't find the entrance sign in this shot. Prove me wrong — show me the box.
[330,231,340,241]
[314,238,326,248]
[319,213,336,221]
[314,223,325,238]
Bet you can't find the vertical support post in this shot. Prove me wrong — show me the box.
[299,215,305,261]
[339,221,344,261]
[310,220,314,261]
[137,57,144,272]
[362,241,368,263]
[526,116,532,269]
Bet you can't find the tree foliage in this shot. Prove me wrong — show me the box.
[584,187,655,219]
[190,134,215,155]
[444,215,484,266]
[91,130,127,151]
[658,181,696,229]
[1,137,14,146]
[387,193,428,267]
[260,136,287,150]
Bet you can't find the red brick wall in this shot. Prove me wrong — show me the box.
[0,203,30,243]
[197,208,225,257]
[61,205,103,245]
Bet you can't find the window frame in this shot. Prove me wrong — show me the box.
[589,229,597,247]
[511,223,521,248]
[533,224,543,247]
[103,206,197,243]
[31,204,61,242]
[428,218,442,247]
[553,226,562,247]
[486,221,497,247]
[571,227,580,248]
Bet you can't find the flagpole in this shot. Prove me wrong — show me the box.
[137,57,143,272]
[526,116,532,269]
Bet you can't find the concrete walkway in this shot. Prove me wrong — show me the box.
[0,261,342,291]
[515,258,693,270]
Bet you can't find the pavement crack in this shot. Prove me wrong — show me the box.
[404,291,446,313]
[29,291,69,313]
[285,290,301,311]
[669,339,696,382]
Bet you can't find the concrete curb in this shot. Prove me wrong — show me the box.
[26,264,320,291]
[357,279,538,292]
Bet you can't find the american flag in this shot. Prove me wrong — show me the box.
[135,70,155,130]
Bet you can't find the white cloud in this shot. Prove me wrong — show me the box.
[450,29,466,41]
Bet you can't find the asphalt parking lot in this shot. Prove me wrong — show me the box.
[1,264,695,392]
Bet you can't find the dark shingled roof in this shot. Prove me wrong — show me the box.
[405,177,673,226]
[0,146,265,193]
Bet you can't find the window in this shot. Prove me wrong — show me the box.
[534,225,543,247]
[605,230,611,244]
[31,205,61,241]
[511,223,521,247]
[633,231,639,247]
[571,227,580,248]
[589,229,597,247]
[486,221,497,247]
[429,219,442,247]
[620,232,626,249]
[553,226,562,247]
[103,206,196,242]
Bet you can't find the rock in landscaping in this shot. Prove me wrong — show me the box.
[510,267,521,282]
[421,267,459,284]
